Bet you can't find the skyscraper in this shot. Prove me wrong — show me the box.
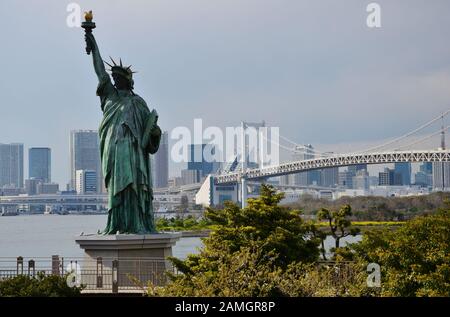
[187,144,220,178]
[291,145,319,186]
[320,152,338,187]
[353,169,370,190]
[338,170,354,189]
[414,162,433,187]
[432,162,450,190]
[70,130,101,193]
[420,162,432,174]
[152,131,169,188]
[75,170,97,194]
[348,164,367,174]
[394,162,411,186]
[321,167,339,188]
[379,168,402,186]
[29,147,51,183]
[0,143,24,188]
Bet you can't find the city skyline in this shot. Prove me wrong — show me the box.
[0,131,443,190]
[0,1,449,186]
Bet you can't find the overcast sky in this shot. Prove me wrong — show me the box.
[0,0,449,186]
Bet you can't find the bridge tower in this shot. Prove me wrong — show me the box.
[240,121,265,208]
[439,114,446,190]
[441,114,446,150]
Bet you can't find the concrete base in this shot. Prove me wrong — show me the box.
[75,233,181,288]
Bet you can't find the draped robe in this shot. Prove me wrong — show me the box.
[97,75,161,234]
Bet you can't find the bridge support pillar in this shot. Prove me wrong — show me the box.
[241,177,248,208]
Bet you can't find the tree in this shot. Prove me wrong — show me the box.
[163,185,321,296]
[317,205,360,259]
[352,210,450,296]
[0,273,82,297]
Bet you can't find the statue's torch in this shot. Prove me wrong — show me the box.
[81,11,96,55]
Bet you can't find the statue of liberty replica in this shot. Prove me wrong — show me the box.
[82,11,161,234]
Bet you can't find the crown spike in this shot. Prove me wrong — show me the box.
[103,60,113,68]
[109,56,117,66]
[119,58,123,67]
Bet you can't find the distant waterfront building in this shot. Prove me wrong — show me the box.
[420,162,433,174]
[379,168,402,186]
[0,143,24,188]
[187,144,220,180]
[37,183,59,195]
[152,131,169,188]
[339,164,367,189]
[29,147,51,183]
[432,162,450,190]
[75,170,97,194]
[348,164,367,174]
[320,167,339,188]
[394,162,411,186]
[338,170,354,189]
[181,169,202,185]
[25,178,41,195]
[352,169,370,190]
[279,174,291,186]
[291,145,320,186]
[414,162,433,187]
[415,171,433,187]
[70,130,101,193]
[369,176,379,187]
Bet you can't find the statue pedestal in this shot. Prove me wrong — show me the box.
[75,233,181,290]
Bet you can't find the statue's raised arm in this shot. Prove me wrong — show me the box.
[85,32,109,83]
[82,11,114,103]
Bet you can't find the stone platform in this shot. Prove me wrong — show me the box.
[75,233,181,288]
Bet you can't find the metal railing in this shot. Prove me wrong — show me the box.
[0,256,178,294]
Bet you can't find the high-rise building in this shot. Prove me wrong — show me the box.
[320,167,339,187]
[348,164,367,174]
[353,169,370,190]
[394,162,411,186]
[432,162,450,190]
[420,162,433,174]
[291,145,320,186]
[0,143,24,188]
[25,178,41,195]
[76,170,97,194]
[29,147,51,183]
[181,169,202,185]
[318,152,338,188]
[70,130,101,193]
[415,162,433,187]
[338,170,353,189]
[379,168,402,186]
[37,183,59,195]
[152,131,169,188]
[187,144,220,179]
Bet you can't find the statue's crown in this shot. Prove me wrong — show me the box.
[104,57,137,81]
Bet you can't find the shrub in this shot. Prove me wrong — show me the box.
[0,273,82,297]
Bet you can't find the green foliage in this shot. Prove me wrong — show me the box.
[156,215,213,231]
[157,186,450,297]
[287,192,450,221]
[315,205,360,260]
[159,243,373,297]
[0,273,82,297]
[352,210,450,296]
[203,185,320,266]
[162,185,321,296]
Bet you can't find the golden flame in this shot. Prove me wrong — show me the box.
[84,10,93,22]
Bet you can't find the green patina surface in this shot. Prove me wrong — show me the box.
[85,25,161,234]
